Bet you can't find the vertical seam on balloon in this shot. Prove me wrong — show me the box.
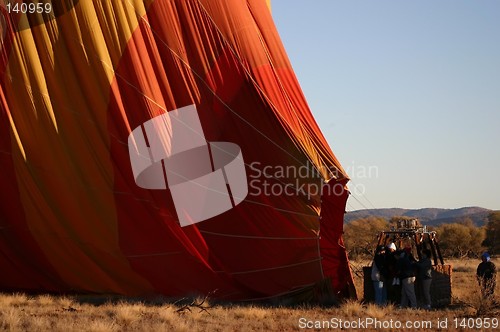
[207,141,215,172]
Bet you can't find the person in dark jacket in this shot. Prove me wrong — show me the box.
[477,252,496,299]
[384,243,398,303]
[416,249,432,309]
[397,250,417,308]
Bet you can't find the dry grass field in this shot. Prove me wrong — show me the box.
[0,258,498,331]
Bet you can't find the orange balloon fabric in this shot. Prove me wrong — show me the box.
[0,0,354,302]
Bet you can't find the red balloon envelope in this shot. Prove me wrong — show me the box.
[0,0,355,302]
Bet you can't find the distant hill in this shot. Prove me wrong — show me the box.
[344,207,493,226]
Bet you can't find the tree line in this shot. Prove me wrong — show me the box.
[343,212,500,259]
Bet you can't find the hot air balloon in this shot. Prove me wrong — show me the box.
[0,0,355,302]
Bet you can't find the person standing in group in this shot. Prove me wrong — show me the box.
[416,249,433,309]
[398,250,417,308]
[384,243,398,303]
[371,245,387,305]
[477,252,496,299]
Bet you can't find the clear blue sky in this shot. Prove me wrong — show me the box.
[272,0,500,211]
